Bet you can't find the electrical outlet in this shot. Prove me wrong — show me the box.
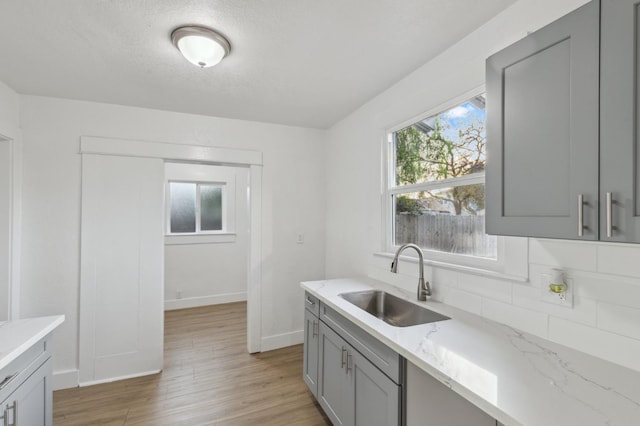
[296,233,304,244]
[176,290,182,299]
[540,274,573,308]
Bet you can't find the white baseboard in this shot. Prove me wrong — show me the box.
[53,369,79,390]
[165,292,247,311]
[79,369,161,387]
[260,330,304,352]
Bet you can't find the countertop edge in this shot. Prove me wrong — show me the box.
[0,315,65,371]
[301,277,522,426]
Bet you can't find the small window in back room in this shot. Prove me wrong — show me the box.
[169,181,223,234]
[388,94,497,259]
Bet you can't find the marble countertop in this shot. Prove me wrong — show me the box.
[0,315,64,371]
[302,277,640,426]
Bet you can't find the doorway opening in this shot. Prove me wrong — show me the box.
[79,137,263,385]
[163,162,250,330]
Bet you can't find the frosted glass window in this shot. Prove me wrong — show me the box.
[170,182,196,233]
[200,185,222,231]
[167,181,225,234]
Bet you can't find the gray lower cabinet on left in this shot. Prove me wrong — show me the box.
[0,334,53,426]
[303,292,403,426]
[303,303,320,397]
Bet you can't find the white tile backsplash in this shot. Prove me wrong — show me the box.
[548,316,640,373]
[443,287,483,315]
[529,239,598,271]
[481,298,549,338]
[597,302,640,341]
[456,275,513,303]
[597,244,640,277]
[373,238,640,373]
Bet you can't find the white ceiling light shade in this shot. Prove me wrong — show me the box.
[171,26,231,68]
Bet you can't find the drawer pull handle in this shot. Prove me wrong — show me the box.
[305,298,315,306]
[0,374,16,391]
[346,353,353,374]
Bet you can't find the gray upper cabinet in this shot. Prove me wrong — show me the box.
[600,0,640,242]
[486,1,599,240]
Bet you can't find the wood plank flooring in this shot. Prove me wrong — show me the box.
[53,302,330,425]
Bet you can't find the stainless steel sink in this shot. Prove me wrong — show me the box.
[340,290,450,327]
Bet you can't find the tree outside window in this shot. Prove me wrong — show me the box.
[390,95,496,258]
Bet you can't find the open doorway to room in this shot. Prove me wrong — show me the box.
[78,137,263,385]
[163,162,250,311]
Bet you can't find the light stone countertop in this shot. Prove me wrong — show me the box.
[302,277,640,426]
[0,315,64,371]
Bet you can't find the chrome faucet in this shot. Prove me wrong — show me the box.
[390,243,431,301]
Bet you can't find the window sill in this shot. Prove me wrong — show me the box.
[373,252,528,283]
[165,233,237,245]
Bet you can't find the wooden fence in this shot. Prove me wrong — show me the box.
[395,214,496,257]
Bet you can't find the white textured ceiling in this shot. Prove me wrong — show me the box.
[0,0,515,129]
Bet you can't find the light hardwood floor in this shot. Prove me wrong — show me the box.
[54,302,331,425]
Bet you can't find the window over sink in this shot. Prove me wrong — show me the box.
[386,93,497,260]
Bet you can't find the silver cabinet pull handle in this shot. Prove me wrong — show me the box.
[606,192,613,238]
[312,320,318,338]
[341,347,347,368]
[346,353,353,374]
[578,194,584,236]
[305,297,315,306]
[8,401,15,426]
[0,374,16,391]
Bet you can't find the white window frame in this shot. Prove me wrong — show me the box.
[382,87,519,275]
[164,162,237,245]
[166,180,227,234]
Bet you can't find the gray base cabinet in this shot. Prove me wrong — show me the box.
[318,322,400,426]
[0,335,53,426]
[303,307,320,397]
[303,292,402,426]
[406,362,495,426]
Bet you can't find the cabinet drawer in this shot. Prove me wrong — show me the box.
[304,292,320,317]
[0,334,51,403]
[321,304,403,384]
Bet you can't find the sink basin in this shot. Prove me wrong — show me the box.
[340,290,450,327]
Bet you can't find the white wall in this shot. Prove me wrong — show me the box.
[325,0,640,374]
[164,164,250,310]
[18,96,326,387]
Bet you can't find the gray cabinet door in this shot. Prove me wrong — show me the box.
[303,308,319,397]
[600,0,640,242]
[486,0,599,240]
[318,322,352,425]
[351,347,401,426]
[1,358,52,426]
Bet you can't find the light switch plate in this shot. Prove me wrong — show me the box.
[540,274,573,308]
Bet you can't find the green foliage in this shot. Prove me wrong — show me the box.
[395,195,423,215]
[394,115,486,215]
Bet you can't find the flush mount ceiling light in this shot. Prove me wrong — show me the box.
[171,25,231,68]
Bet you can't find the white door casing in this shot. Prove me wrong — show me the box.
[79,137,263,384]
[79,154,164,385]
[0,138,11,321]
